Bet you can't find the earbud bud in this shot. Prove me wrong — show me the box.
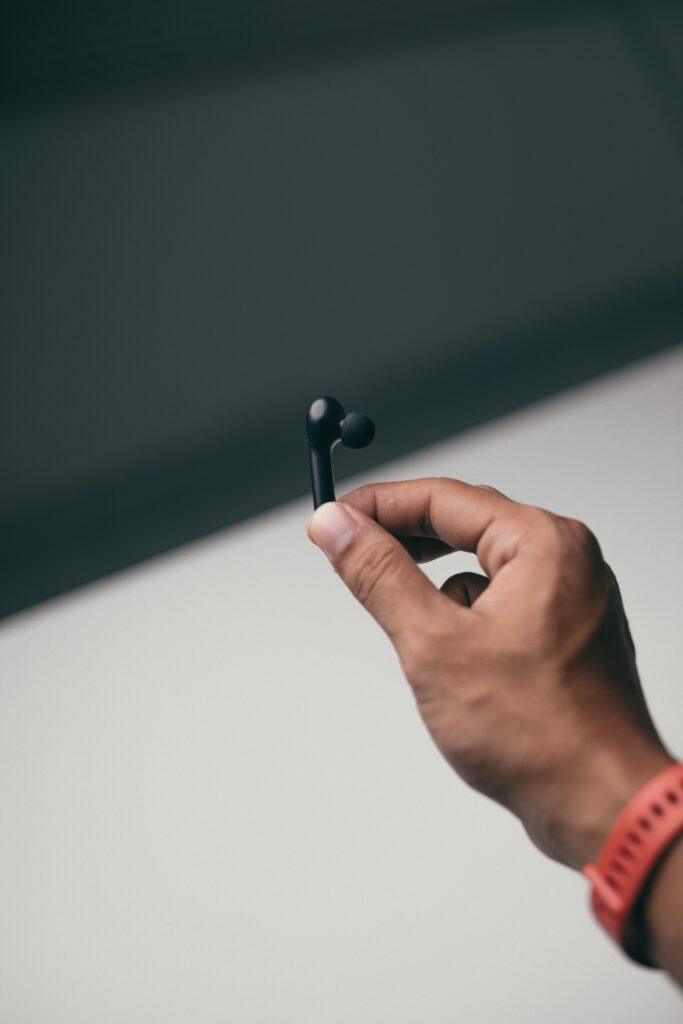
[306,396,375,509]
[340,411,375,449]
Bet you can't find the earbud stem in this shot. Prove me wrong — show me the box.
[308,444,336,509]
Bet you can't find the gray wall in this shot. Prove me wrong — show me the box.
[1,347,682,1022]
[3,3,683,615]
[4,11,682,511]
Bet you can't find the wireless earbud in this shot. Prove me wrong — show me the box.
[306,396,375,509]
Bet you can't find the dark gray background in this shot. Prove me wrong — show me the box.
[2,1,683,617]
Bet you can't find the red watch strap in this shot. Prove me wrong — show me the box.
[583,763,683,964]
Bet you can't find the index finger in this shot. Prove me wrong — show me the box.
[340,478,524,577]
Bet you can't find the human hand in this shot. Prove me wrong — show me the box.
[307,478,673,870]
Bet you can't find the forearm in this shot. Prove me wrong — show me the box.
[642,835,683,986]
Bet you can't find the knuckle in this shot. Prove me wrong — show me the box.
[524,509,602,566]
[565,517,600,557]
[521,509,566,557]
[526,507,560,537]
[522,518,610,656]
[475,483,507,500]
[558,518,604,582]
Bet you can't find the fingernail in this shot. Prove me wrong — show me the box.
[308,502,358,560]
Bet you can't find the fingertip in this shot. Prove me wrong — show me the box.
[308,501,359,561]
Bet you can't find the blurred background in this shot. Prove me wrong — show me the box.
[2,0,683,618]
[1,3,683,1021]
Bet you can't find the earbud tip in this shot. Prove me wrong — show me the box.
[340,412,375,449]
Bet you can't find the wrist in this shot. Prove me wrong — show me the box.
[546,740,675,870]
[583,761,683,966]
[636,833,683,971]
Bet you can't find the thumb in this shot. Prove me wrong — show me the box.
[307,501,450,647]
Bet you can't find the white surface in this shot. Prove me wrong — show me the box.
[1,348,683,1022]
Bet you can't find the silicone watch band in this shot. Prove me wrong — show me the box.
[583,763,683,965]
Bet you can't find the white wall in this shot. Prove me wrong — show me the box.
[1,347,682,1023]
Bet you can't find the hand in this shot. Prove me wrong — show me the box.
[307,478,673,870]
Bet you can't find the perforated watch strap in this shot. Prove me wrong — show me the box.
[583,763,683,964]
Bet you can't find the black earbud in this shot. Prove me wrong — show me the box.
[306,396,375,509]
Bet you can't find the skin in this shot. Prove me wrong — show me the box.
[307,477,683,984]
